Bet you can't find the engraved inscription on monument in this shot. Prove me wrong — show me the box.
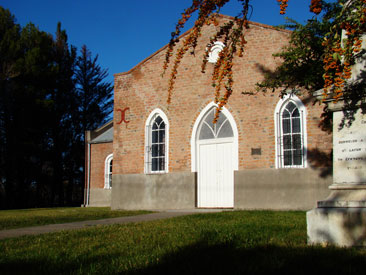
[333,110,366,184]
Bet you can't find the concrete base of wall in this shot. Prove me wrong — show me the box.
[110,168,331,210]
[234,168,332,210]
[307,207,366,247]
[111,172,196,210]
[88,188,111,207]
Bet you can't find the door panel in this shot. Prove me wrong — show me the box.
[198,141,233,208]
[217,142,233,207]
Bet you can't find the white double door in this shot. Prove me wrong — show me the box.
[198,139,234,208]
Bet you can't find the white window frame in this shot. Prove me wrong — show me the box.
[144,108,169,174]
[104,153,113,189]
[274,94,307,168]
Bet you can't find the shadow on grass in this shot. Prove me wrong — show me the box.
[2,241,366,274]
[130,243,366,275]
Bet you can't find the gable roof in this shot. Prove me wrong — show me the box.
[90,126,113,144]
[88,120,113,144]
[114,14,291,77]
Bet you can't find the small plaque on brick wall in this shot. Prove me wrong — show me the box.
[251,148,261,155]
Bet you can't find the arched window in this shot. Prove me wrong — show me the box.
[275,95,307,168]
[145,109,169,173]
[198,108,234,140]
[104,154,113,188]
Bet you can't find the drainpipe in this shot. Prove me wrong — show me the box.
[86,142,91,206]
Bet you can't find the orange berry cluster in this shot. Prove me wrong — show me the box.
[322,39,350,100]
[322,0,366,101]
[310,0,322,15]
[277,0,288,15]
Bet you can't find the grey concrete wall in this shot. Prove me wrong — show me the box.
[111,172,196,210]
[111,168,331,210]
[234,168,332,210]
[88,188,111,207]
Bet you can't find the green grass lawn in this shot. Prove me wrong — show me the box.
[0,207,151,230]
[1,210,365,274]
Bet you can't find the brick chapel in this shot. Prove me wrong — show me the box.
[84,15,333,210]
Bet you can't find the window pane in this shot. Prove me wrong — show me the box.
[199,123,215,140]
[293,150,303,165]
[284,150,292,166]
[152,130,158,143]
[109,160,113,173]
[292,108,300,117]
[282,118,290,134]
[286,102,296,113]
[159,157,165,171]
[215,113,227,135]
[152,144,159,157]
[293,134,301,149]
[217,120,234,138]
[283,135,291,150]
[155,116,162,125]
[292,117,300,133]
[152,158,158,171]
[204,109,215,130]
[282,109,290,118]
[160,121,165,130]
[159,144,165,156]
[152,116,162,130]
[159,130,165,143]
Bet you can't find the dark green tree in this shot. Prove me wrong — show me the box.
[72,45,113,203]
[255,1,342,94]
[0,6,55,208]
[47,22,77,206]
[0,6,113,209]
[75,45,113,135]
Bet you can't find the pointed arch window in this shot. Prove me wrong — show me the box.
[275,95,307,168]
[145,109,169,173]
[198,108,234,140]
[104,154,113,189]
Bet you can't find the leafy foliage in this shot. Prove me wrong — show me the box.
[256,2,342,94]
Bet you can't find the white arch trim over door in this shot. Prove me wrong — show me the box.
[191,102,239,172]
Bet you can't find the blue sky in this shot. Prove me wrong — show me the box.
[1,0,328,84]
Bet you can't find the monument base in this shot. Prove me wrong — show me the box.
[307,207,366,247]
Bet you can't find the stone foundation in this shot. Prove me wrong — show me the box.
[307,208,366,247]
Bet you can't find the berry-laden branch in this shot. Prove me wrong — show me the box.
[163,0,365,119]
[322,0,366,101]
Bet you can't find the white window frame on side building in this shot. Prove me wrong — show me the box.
[104,153,113,189]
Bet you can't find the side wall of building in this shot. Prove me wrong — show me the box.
[87,142,113,206]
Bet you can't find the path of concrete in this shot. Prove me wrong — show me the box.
[0,209,224,240]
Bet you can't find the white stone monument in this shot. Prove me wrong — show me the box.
[307,104,366,247]
[307,10,366,245]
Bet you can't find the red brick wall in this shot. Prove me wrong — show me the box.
[113,16,332,175]
[89,142,113,188]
